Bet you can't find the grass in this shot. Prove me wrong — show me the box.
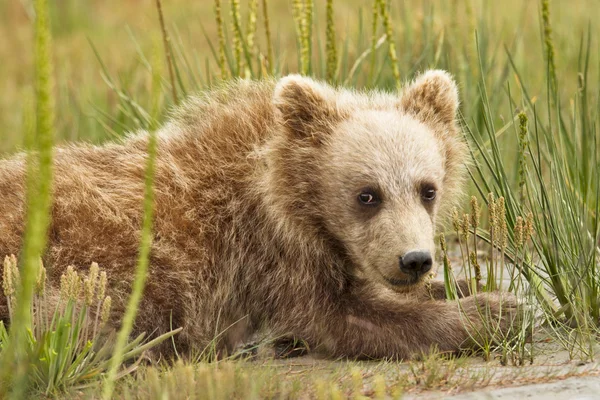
[0,0,600,397]
[0,0,56,395]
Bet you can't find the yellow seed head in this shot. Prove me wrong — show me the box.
[541,0,556,89]
[246,0,258,53]
[214,0,228,79]
[461,214,470,241]
[524,211,535,242]
[36,258,47,296]
[325,0,338,82]
[98,270,107,301]
[261,0,274,74]
[89,262,99,285]
[2,255,19,307]
[83,278,93,306]
[440,235,452,271]
[101,296,112,324]
[452,207,460,233]
[470,196,480,229]
[8,255,19,291]
[230,0,243,76]
[487,193,496,227]
[515,216,524,249]
[84,262,99,306]
[378,0,401,90]
[65,265,81,300]
[496,197,508,250]
[470,251,481,281]
[60,271,69,301]
[439,234,447,253]
[3,255,14,298]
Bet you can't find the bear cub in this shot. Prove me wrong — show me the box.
[0,70,518,359]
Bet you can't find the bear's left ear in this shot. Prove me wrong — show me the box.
[273,75,341,143]
[399,70,459,129]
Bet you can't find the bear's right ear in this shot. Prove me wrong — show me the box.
[399,70,459,130]
[273,75,341,143]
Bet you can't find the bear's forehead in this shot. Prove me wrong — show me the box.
[324,110,445,189]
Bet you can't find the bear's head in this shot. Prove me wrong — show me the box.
[270,70,467,292]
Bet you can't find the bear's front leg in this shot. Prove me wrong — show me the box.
[307,285,520,359]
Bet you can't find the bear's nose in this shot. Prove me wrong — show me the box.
[399,250,433,275]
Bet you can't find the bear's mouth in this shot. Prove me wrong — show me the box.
[382,272,420,287]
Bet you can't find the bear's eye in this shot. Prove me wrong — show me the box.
[420,184,437,202]
[357,190,381,206]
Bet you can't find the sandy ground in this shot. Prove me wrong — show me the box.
[447,376,600,399]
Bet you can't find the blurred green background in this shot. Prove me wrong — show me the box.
[1,0,598,153]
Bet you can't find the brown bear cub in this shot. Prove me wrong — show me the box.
[0,70,517,359]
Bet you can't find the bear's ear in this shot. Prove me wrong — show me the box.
[273,75,341,143]
[399,70,459,129]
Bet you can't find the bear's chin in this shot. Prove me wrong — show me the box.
[377,270,426,292]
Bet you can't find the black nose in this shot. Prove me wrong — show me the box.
[400,250,433,275]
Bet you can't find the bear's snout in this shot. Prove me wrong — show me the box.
[399,250,433,276]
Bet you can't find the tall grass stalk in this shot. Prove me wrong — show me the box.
[304,0,313,75]
[2,0,55,395]
[293,0,312,75]
[325,0,337,82]
[101,49,161,400]
[368,0,380,86]
[155,0,177,105]
[214,0,228,79]
[541,0,556,93]
[230,0,243,77]
[246,0,258,53]
[377,0,400,90]
[261,0,273,74]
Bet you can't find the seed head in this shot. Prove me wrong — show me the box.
[470,196,480,229]
[60,270,69,301]
[98,271,107,301]
[63,265,81,301]
[515,216,524,249]
[439,234,452,271]
[101,296,112,324]
[325,0,338,82]
[9,255,19,287]
[378,0,401,89]
[439,234,447,253]
[524,212,535,242]
[230,0,243,76]
[470,251,481,281]
[452,207,460,233]
[487,193,496,227]
[2,255,19,299]
[3,256,13,298]
[496,197,508,250]
[246,0,258,53]
[214,0,228,79]
[36,258,47,296]
[461,214,470,241]
[84,262,99,306]
[83,278,93,306]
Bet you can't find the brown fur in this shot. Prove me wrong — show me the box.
[0,71,517,359]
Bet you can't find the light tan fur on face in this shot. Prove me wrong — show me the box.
[321,111,444,290]
[0,71,518,360]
